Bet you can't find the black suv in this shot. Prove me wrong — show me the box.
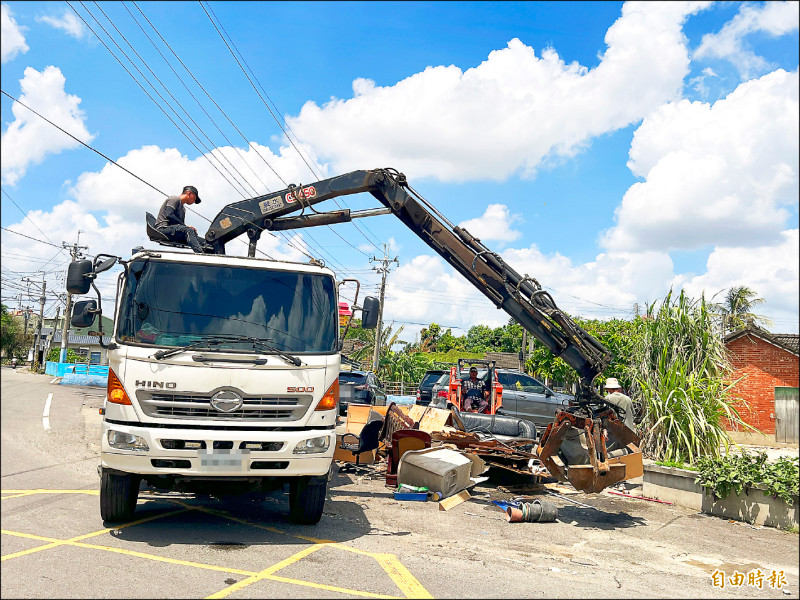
[338,370,387,416]
[415,369,447,406]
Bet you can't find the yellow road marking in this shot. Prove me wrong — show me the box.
[2,491,432,599]
[68,541,257,576]
[2,529,256,576]
[375,554,433,599]
[206,543,327,599]
[1,491,42,500]
[1,509,186,561]
[167,499,336,544]
[264,574,403,598]
[177,501,432,599]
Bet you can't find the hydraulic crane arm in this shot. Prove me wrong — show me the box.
[197,167,643,493]
[204,168,611,400]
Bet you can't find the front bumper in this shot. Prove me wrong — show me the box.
[101,421,335,477]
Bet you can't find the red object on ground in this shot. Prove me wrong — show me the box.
[606,490,674,505]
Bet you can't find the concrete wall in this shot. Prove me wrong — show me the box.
[643,462,798,529]
[726,335,799,435]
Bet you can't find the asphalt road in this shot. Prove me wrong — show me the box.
[2,366,798,599]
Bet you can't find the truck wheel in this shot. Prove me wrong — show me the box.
[288,476,327,524]
[100,468,140,523]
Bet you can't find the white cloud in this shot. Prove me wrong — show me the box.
[679,229,799,330]
[383,244,677,343]
[1,66,95,185]
[694,1,800,78]
[36,10,87,39]
[1,3,28,63]
[0,141,333,312]
[602,68,799,252]
[458,204,522,243]
[286,1,708,182]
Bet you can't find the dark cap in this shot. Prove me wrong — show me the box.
[469,366,478,373]
[182,185,201,203]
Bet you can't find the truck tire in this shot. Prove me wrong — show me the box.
[288,475,327,524]
[100,468,140,523]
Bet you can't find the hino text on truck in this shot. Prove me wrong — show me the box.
[67,168,642,525]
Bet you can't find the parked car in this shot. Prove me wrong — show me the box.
[415,369,447,406]
[494,369,574,428]
[338,370,387,416]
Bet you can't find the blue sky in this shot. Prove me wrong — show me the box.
[2,1,798,341]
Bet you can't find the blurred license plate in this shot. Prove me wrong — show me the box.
[199,449,248,471]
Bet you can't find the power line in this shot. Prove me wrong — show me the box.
[198,1,383,258]
[0,90,167,197]
[1,226,65,250]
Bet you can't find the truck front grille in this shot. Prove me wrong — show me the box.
[136,391,312,421]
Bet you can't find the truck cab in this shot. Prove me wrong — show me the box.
[68,248,378,524]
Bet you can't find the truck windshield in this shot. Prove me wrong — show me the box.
[117,260,338,353]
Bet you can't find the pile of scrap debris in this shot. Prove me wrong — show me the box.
[334,402,642,519]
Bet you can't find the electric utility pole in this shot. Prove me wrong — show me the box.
[22,274,46,371]
[369,244,398,372]
[60,232,88,362]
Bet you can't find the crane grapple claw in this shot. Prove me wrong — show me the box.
[536,408,643,494]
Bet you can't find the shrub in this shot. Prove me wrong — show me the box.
[694,452,799,505]
[627,289,753,463]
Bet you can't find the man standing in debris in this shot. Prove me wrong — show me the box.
[603,377,635,429]
[154,186,211,253]
[462,366,489,413]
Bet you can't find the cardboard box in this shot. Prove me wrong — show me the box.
[407,405,454,433]
[608,443,644,480]
[333,404,407,464]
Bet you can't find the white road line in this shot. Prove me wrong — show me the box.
[50,377,59,384]
[42,393,53,431]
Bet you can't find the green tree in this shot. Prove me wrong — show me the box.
[419,323,442,352]
[1,304,15,358]
[46,348,86,364]
[464,324,495,353]
[1,305,33,361]
[712,286,772,333]
[627,289,752,463]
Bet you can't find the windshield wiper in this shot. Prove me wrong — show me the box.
[231,336,302,366]
[153,334,302,366]
[152,337,225,360]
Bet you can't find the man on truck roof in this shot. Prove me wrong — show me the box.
[154,185,212,254]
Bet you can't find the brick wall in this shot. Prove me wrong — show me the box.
[725,335,800,434]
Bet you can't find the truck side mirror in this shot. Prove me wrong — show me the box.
[71,300,98,328]
[66,260,94,295]
[361,296,380,329]
[94,256,118,274]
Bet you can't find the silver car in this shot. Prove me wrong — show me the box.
[494,370,573,427]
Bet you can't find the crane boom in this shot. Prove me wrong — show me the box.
[204,168,611,401]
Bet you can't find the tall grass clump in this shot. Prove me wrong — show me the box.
[627,289,752,463]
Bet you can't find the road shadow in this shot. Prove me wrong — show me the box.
[554,504,648,529]
[109,470,376,548]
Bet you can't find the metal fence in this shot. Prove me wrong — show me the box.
[381,381,420,396]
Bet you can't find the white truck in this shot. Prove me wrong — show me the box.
[68,167,641,524]
[67,247,378,525]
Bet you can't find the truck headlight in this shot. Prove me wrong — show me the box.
[107,430,149,452]
[293,436,330,454]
